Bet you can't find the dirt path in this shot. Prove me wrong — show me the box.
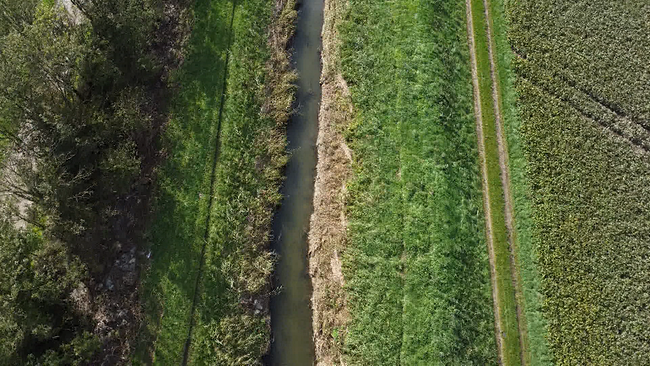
[465,1,505,363]
[481,0,529,364]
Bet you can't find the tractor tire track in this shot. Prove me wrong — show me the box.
[482,0,528,364]
[465,0,505,363]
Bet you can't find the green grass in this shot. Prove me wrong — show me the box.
[134,0,294,364]
[187,0,291,363]
[134,1,233,363]
[469,0,521,364]
[485,0,552,364]
[339,0,497,363]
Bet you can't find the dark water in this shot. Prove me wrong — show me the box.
[267,0,323,365]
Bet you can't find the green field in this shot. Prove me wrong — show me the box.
[3,0,650,364]
[338,0,497,363]
[135,0,294,364]
[507,0,650,363]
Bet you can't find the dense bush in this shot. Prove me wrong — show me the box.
[0,217,98,365]
[0,0,189,362]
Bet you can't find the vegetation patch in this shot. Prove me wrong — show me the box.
[484,0,552,363]
[507,0,650,363]
[468,0,522,363]
[135,0,296,364]
[0,0,189,362]
[338,0,497,363]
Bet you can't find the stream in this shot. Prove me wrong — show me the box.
[267,0,323,364]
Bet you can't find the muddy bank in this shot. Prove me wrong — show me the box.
[268,0,324,364]
[307,0,352,363]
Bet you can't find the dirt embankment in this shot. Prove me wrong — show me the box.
[308,0,352,364]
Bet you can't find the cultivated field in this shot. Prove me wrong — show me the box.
[508,0,650,363]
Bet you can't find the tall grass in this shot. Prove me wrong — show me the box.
[188,0,292,363]
[339,0,497,363]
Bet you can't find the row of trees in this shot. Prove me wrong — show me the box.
[0,0,189,363]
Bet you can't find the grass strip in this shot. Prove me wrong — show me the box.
[339,0,497,363]
[186,0,294,363]
[134,1,235,363]
[484,0,553,364]
[469,0,521,363]
[181,1,237,363]
[135,0,295,364]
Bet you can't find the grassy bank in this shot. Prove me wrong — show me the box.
[507,0,650,363]
[484,0,552,364]
[135,0,295,364]
[338,0,497,363]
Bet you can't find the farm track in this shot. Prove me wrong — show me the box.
[465,0,504,363]
[467,0,528,363]
[482,0,528,364]
[179,1,237,364]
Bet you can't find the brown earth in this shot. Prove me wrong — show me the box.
[308,0,352,364]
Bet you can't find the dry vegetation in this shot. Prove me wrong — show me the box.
[308,0,353,363]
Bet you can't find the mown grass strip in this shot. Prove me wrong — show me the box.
[468,0,522,363]
[133,1,236,363]
[485,0,553,363]
[181,1,237,364]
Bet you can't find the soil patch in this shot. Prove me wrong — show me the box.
[308,0,352,363]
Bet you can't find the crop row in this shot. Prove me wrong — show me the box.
[507,0,650,124]
[507,0,650,363]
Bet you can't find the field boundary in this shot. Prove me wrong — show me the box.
[467,0,532,363]
[482,0,529,363]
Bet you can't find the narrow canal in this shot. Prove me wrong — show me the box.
[267,0,323,364]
